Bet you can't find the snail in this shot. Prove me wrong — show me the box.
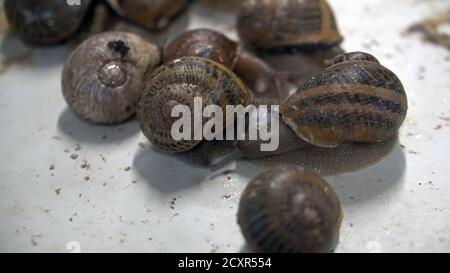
[237,0,343,52]
[163,29,286,100]
[238,166,343,253]
[163,29,240,69]
[4,0,92,45]
[106,0,191,30]
[137,56,253,153]
[62,31,161,124]
[280,51,408,148]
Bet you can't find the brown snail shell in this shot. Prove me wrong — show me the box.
[4,0,92,45]
[62,31,161,124]
[106,0,190,30]
[280,52,408,148]
[163,29,240,69]
[137,56,253,153]
[237,0,343,52]
[238,166,343,253]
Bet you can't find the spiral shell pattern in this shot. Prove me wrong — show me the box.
[137,56,253,153]
[237,0,343,51]
[238,166,342,253]
[280,52,408,148]
[62,31,161,124]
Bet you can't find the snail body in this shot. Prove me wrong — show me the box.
[238,166,342,253]
[164,29,240,69]
[137,56,253,153]
[62,31,161,124]
[4,0,92,45]
[106,0,190,30]
[280,52,408,148]
[237,0,343,52]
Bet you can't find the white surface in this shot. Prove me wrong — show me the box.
[1,0,450,253]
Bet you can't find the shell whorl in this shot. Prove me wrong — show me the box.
[137,56,253,153]
[238,166,342,253]
[4,0,92,44]
[62,31,161,124]
[280,52,408,148]
[163,29,240,69]
[237,0,343,51]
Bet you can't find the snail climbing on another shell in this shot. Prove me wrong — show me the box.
[4,0,92,45]
[280,51,408,148]
[237,0,343,52]
[106,0,191,30]
[163,29,288,101]
[238,166,343,253]
[62,31,161,124]
[137,56,253,153]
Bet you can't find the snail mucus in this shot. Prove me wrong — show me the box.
[234,51,408,160]
[137,56,253,153]
[4,0,93,45]
[62,31,161,124]
[238,166,343,253]
[106,0,191,30]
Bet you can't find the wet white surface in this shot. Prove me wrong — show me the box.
[0,0,450,253]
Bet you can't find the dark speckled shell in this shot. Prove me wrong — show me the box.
[163,29,240,69]
[137,57,253,153]
[238,166,342,253]
[280,52,408,148]
[4,0,91,45]
[237,0,343,51]
[62,31,161,124]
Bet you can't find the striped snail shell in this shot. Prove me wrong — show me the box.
[62,31,161,124]
[4,0,92,45]
[238,166,343,253]
[280,51,408,148]
[106,0,190,30]
[137,56,253,153]
[237,0,343,51]
[163,29,240,70]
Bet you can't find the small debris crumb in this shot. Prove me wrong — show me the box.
[80,160,90,170]
[124,167,131,172]
[31,238,38,246]
[70,154,78,160]
[435,125,443,130]
[223,194,232,200]
[138,142,146,149]
[55,188,61,195]
[74,144,82,151]
[84,176,90,182]
[49,164,55,171]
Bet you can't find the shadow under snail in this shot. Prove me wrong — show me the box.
[237,0,343,52]
[62,31,161,124]
[106,0,191,30]
[4,0,93,45]
[235,51,408,159]
[238,166,343,253]
[137,56,253,153]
